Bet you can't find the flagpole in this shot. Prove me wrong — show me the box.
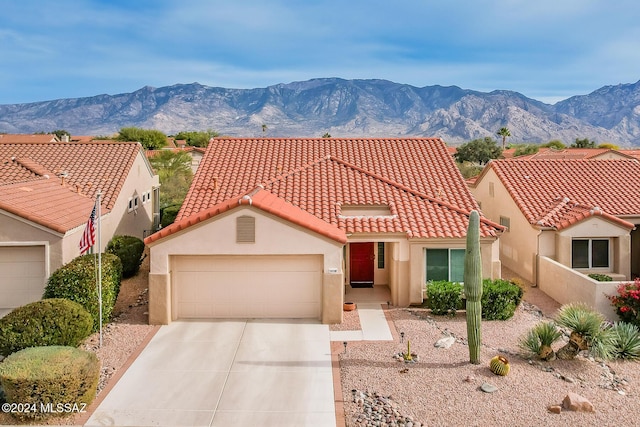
[97,191,103,348]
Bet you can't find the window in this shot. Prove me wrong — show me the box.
[426,248,465,282]
[377,242,385,269]
[499,216,510,232]
[572,239,609,269]
[236,216,255,243]
[128,196,139,212]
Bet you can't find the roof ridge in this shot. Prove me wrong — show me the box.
[10,156,54,178]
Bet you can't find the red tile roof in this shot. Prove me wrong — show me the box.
[146,138,502,244]
[0,141,144,232]
[0,134,59,143]
[480,159,640,230]
[0,178,96,234]
[0,141,142,210]
[527,148,633,160]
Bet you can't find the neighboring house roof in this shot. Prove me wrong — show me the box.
[619,149,640,161]
[0,141,147,233]
[145,146,206,159]
[0,177,96,234]
[477,159,640,230]
[525,148,634,160]
[0,134,60,143]
[147,138,503,244]
[0,141,143,211]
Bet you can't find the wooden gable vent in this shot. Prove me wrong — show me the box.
[236,215,256,243]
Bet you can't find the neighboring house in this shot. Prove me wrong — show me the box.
[145,138,504,325]
[0,141,160,316]
[524,148,635,160]
[0,134,60,143]
[470,158,640,318]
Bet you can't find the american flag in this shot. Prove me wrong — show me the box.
[79,201,97,254]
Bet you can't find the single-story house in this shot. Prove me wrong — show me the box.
[470,158,640,317]
[145,138,504,325]
[0,141,160,315]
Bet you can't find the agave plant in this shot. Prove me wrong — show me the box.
[519,321,562,361]
[609,322,640,360]
[555,302,611,360]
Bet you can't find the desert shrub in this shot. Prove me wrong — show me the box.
[426,280,463,315]
[0,346,99,421]
[609,322,640,360]
[607,278,640,328]
[106,235,145,278]
[161,204,181,227]
[518,321,562,360]
[588,273,613,282]
[0,299,93,357]
[481,279,524,320]
[43,253,122,332]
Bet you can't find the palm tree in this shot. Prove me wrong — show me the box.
[497,127,511,149]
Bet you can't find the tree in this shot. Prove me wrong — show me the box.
[116,127,167,150]
[541,139,566,149]
[571,137,596,148]
[513,144,539,157]
[598,142,620,150]
[322,132,331,138]
[173,130,219,147]
[148,150,193,209]
[454,137,502,165]
[496,127,511,149]
[262,124,267,135]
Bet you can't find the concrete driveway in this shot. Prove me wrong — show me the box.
[86,319,336,427]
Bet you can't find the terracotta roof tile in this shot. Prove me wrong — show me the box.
[147,138,503,243]
[0,141,142,210]
[485,159,640,230]
[0,177,96,233]
[0,134,59,143]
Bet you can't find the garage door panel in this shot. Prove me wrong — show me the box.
[0,246,46,312]
[174,255,322,319]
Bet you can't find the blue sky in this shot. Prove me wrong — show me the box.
[1,0,639,105]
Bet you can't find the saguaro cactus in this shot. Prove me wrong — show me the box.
[464,210,483,364]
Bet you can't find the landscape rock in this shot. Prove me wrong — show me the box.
[562,392,595,412]
[434,336,456,349]
[547,405,562,414]
[480,382,498,393]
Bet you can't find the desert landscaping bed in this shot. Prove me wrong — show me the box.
[338,303,640,426]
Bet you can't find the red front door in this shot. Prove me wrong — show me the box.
[350,242,374,286]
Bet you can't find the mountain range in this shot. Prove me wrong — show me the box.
[1,78,639,146]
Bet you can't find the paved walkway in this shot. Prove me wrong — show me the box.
[86,320,336,427]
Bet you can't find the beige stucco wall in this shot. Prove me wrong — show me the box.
[101,150,159,242]
[538,256,619,321]
[147,206,345,324]
[0,213,62,271]
[408,237,501,306]
[471,168,539,282]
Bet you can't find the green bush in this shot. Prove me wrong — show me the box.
[43,253,122,332]
[0,299,93,357]
[588,273,613,282]
[481,279,524,320]
[0,346,99,421]
[106,235,145,278]
[426,280,463,315]
[161,204,181,227]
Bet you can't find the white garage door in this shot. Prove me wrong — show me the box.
[174,255,322,319]
[0,245,46,315]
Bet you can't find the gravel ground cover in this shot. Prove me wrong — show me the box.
[339,303,640,427]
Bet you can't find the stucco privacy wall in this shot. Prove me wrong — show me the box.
[148,206,344,324]
[538,256,619,321]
